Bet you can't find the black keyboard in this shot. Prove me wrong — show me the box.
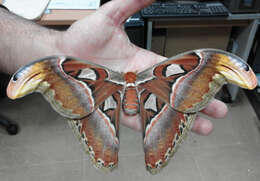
[141,2,230,18]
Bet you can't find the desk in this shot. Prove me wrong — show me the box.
[146,14,260,101]
[37,9,94,25]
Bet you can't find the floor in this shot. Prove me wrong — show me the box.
[0,91,260,181]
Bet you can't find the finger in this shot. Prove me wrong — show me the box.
[121,113,142,132]
[99,0,154,26]
[201,98,228,118]
[122,112,215,136]
[191,116,214,136]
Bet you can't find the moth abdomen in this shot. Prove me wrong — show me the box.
[123,86,139,116]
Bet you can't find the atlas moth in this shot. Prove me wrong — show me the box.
[7,49,257,174]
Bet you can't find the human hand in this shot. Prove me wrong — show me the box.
[58,0,228,135]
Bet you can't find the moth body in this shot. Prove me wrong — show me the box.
[122,72,139,116]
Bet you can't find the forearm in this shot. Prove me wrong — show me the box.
[0,8,63,74]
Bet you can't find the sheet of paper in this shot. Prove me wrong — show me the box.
[3,0,50,20]
[47,0,100,10]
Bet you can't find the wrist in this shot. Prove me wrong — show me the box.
[2,28,63,74]
[0,8,64,73]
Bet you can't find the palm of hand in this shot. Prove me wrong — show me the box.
[61,10,163,72]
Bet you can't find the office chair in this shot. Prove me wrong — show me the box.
[0,73,18,135]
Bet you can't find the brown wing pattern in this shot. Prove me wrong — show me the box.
[7,56,123,119]
[137,49,257,113]
[137,53,200,113]
[139,89,196,174]
[68,91,121,171]
[137,49,257,174]
[6,49,257,174]
[61,59,123,107]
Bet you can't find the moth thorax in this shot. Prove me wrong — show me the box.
[123,85,139,116]
[124,72,137,83]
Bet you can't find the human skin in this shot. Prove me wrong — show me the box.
[0,0,228,135]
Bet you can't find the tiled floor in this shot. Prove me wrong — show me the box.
[0,91,260,181]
